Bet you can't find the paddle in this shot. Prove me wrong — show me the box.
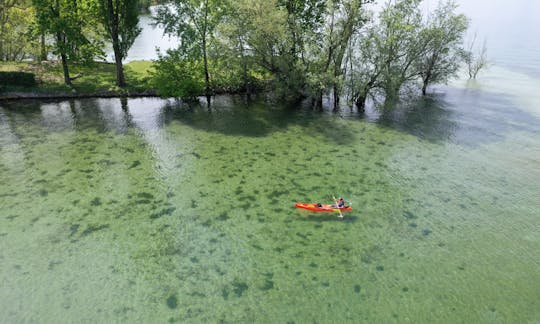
[333,195,343,219]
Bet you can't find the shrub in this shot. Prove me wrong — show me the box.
[150,49,204,99]
[0,71,37,88]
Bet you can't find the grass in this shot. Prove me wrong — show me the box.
[0,60,155,96]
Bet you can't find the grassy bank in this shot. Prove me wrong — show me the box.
[0,60,155,99]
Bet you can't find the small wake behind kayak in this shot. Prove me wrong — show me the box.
[295,203,352,213]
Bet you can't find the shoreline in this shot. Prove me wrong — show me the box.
[0,89,159,101]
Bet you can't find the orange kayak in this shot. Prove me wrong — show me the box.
[295,203,352,213]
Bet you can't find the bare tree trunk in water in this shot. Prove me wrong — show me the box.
[421,81,428,96]
[355,95,366,113]
[333,83,340,111]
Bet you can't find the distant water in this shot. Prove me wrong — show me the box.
[3,1,540,322]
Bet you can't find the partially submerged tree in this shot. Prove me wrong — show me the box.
[98,0,141,87]
[347,0,469,109]
[415,0,468,95]
[464,33,488,79]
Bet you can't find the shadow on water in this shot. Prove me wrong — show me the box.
[158,95,358,145]
[297,214,360,223]
[369,87,540,147]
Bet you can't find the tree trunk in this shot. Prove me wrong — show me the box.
[202,37,210,95]
[112,41,125,87]
[355,95,366,113]
[421,81,427,95]
[57,32,71,86]
[40,32,47,61]
[107,0,126,87]
[333,82,340,110]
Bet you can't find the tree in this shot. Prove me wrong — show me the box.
[319,0,372,109]
[377,0,425,102]
[151,48,205,98]
[0,0,35,61]
[415,0,468,95]
[98,0,141,87]
[33,0,104,85]
[464,33,488,79]
[156,0,226,96]
[348,26,385,110]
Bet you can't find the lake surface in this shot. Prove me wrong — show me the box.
[2,1,540,322]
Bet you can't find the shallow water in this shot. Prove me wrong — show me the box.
[1,80,539,323]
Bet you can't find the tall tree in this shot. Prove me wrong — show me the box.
[377,0,424,102]
[156,0,225,96]
[33,0,103,85]
[98,0,141,87]
[415,0,468,95]
[0,0,35,61]
[319,0,372,109]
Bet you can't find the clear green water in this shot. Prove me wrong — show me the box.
[1,80,539,322]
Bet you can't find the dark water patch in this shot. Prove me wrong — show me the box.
[402,287,409,292]
[252,244,263,250]
[90,197,102,206]
[98,159,116,166]
[376,265,384,271]
[166,295,178,309]
[403,211,416,220]
[309,262,318,268]
[239,202,251,210]
[128,160,141,169]
[135,199,152,205]
[354,285,361,293]
[221,287,229,300]
[138,192,154,200]
[38,189,48,197]
[6,214,18,221]
[321,282,330,287]
[33,179,47,184]
[48,260,62,270]
[201,219,212,227]
[267,190,289,199]
[218,212,229,221]
[191,199,198,208]
[69,224,79,237]
[150,207,176,219]
[81,224,110,237]
[408,222,417,228]
[190,257,199,263]
[232,280,248,297]
[422,229,432,236]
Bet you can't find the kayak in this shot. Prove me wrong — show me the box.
[295,202,352,213]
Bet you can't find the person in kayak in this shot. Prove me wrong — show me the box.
[332,198,345,208]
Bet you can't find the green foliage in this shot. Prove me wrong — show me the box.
[0,1,36,61]
[150,49,205,98]
[0,71,36,87]
[32,0,104,63]
[347,0,469,108]
[98,0,141,61]
[415,0,469,94]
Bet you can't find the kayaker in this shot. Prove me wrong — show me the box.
[332,198,345,208]
[338,197,345,208]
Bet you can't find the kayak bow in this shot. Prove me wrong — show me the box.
[295,202,352,213]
